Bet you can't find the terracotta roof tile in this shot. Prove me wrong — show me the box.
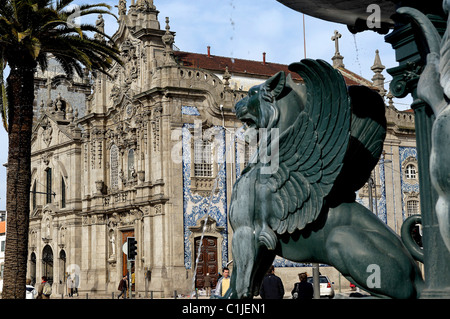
[173,51,375,88]
[174,51,302,81]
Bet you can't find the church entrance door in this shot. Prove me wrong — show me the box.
[42,244,53,284]
[122,230,135,292]
[194,236,218,290]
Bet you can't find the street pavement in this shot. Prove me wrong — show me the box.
[49,288,371,299]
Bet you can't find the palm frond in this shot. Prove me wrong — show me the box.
[55,0,75,11]
[1,0,122,76]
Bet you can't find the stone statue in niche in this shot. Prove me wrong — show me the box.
[45,217,51,239]
[42,117,53,146]
[109,230,116,257]
[224,59,424,299]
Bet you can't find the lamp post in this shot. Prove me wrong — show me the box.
[276,0,450,298]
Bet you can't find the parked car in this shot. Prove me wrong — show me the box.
[307,275,335,298]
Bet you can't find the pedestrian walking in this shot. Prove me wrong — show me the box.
[73,271,79,296]
[204,273,212,297]
[291,272,313,300]
[25,278,37,299]
[259,265,285,299]
[37,276,52,299]
[67,274,74,297]
[215,267,231,297]
[117,275,128,299]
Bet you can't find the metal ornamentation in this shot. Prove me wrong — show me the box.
[225,59,424,299]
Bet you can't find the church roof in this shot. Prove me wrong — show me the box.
[174,50,303,81]
[173,50,377,88]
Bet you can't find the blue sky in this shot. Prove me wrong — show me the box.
[0,0,413,210]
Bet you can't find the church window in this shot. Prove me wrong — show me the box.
[407,200,419,217]
[61,177,66,208]
[110,144,119,189]
[46,168,52,204]
[405,164,417,179]
[32,181,37,210]
[128,149,135,180]
[193,138,213,177]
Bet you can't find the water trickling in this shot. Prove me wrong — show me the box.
[352,34,363,76]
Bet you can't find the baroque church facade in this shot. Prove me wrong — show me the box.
[26,0,419,296]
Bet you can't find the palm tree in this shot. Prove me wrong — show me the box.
[0,0,122,299]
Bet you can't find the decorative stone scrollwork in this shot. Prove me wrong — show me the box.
[151,107,162,152]
[388,62,423,98]
[188,216,225,234]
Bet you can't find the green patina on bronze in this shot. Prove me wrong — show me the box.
[224,59,424,299]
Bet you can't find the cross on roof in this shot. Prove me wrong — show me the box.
[331,30,342,55]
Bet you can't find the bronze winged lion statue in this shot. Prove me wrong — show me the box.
[225,59,424,299]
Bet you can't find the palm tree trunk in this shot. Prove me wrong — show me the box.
[2,66,35,299]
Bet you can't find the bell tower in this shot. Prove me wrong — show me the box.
[126,0,161,38]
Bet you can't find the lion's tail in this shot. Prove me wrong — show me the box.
[326,85,387,207]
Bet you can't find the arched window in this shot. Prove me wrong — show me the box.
[46,168,52,204]
[32,181,37,210]
[128,149,135,180]
[405,164,417,180]
[110,144,119,189]
[61,177,66,208]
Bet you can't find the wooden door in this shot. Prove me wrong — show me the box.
[42,244,54,284]
[121,230,135,291]
[194,236,218,289]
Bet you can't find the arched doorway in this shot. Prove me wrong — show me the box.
[194,236,218,290]
[121,230,135,292]
[42,245,53,284]
[30,252,37,286]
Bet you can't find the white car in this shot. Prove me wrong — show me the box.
[307,275,335,299]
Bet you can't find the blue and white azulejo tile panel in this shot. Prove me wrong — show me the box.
[181,105,201,116]
[182,123,228,269]
[399,147,419,219]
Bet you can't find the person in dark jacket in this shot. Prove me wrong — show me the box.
[117,275,128,299]
[292,272,314,300]
[259,265,285,299]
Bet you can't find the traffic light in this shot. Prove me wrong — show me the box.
[127,237,137,261]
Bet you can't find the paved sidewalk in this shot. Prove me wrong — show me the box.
[50,288,371,300]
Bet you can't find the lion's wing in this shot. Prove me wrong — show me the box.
[266,59,351,234]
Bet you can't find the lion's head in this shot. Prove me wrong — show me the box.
[234,71,306,132]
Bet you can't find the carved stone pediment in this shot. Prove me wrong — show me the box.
[188,216,224,234]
